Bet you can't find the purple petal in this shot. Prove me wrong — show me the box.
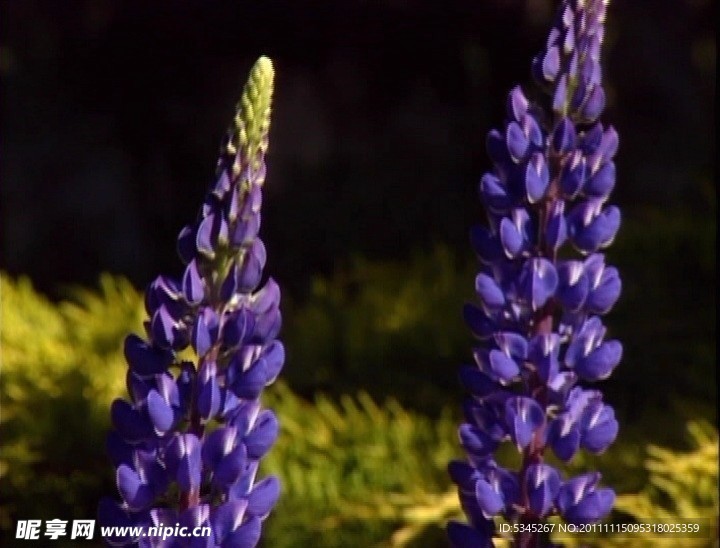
[494,331,527,360]
[231,359,267,400]
[226,400,262,436]
[464,401,507,442]
[499,208,531,259]
[213,443,247,488]
[111,399,153,443]
[220,261,239,302]
[581,122,604,155]
[117,464,154,511]
[197,362,222,420]
[568,202,621,253]
[581,85,606,122]
[97,497,138,545]
[581,403,618,453]
[165,434,202,491]
[246,476,281,518]
[225,516,261,548]
[560,152,586,198]
[546,199,568,251]
[179,504,210,530]
[586,266,621,314]
[486,129,510,167]
[229,460,260,500]
[547,414,580,462]
[556,472,601,515]
[459,366,497,398]
[553,73,569,112]
[557,261,589,312]
[566,488,615,524]
[191,308,219,358]
[525,464,561,517]
[522,113,543,148]
[238,239,267,292]
[542,46,561,81]
[507,86,529,121]
[557,472,614,524]
[470,225,503,264]
[176,362,195,411]
[196,213,220,259]
[211,500,248,544]
[459,424,499,458]
[475,478,504,517]
[145,275,183,317]
[525,152,550,203]
[591,126,619,167]
[528,333,560,383]
[463,304,495,339]
[576,340,622,381]
[475,273,505,310]
[146,389,175,433]
[448,460,479,493]
[244,410,279,459]
[585,161,615,198]
[156,372,180,407]
[251,304,281,343]
[479,172,511,212]
[488,349,520,382]
[252,277,281,314]
[201,426,239,471]
[231,214,261,247]
[213,168,231,197]
[224,308,255,348]
[447,521,493,548]
[506,121,529,163]
[182,259,205,306]
[505,397,546,451]
[499,216,525,259]
[106,431,133,468]
[259,341,285,384]
[124,335,173,377]
[150,305,179,349]
[177,225,196,265]
[521,258,558,310]
[564,316,606,369]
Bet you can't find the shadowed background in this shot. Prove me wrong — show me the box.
[0,0,716,546]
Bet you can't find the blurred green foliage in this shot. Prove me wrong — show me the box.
[0,210,716,546]
[609,420,719,546]
[0,272,463,546]
[0,275,142,533]
[284,245,475,412]
[284,212,716,427]
[261,382,460,547]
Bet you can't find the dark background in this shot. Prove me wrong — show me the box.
[1,0,716,423]
[2,0,714,288]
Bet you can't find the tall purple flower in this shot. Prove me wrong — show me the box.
[448,2,620,546]
[99,57,283,547]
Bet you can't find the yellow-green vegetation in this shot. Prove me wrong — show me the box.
[606,420,719,546]
[0,274,144,531]
[1,269,717,546]
[261,382,460,547]
[285,246,476,412]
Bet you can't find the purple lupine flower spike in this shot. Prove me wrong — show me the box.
[100,57,281,547]
[449,1,620,545]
